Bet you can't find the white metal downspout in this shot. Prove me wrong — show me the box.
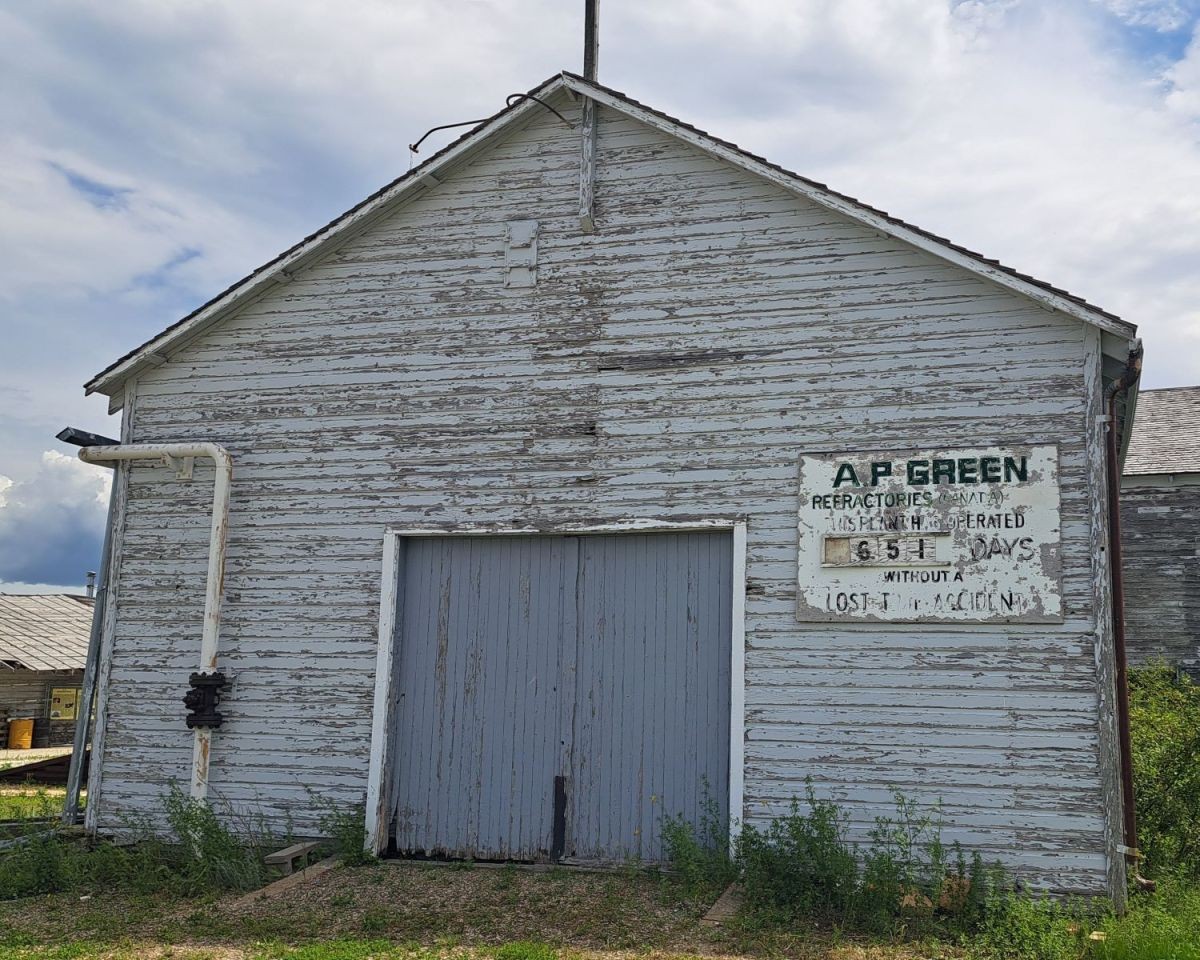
[77,443,232,802]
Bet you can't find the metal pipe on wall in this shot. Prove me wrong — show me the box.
[1102,343,1153,891]
[76,443,233,802]
[583,0,599,81]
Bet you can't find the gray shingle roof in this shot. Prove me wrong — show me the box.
[0,595,92,672]
[1124,387,1200,476]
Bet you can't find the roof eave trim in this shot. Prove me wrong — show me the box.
[1118,379,1140,473]
[559,75,1135,342]
[85,77,570,398]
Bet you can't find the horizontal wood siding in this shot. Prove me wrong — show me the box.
[97,93,1111,890]
[1121,479,1200,675]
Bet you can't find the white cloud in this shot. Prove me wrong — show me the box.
[0,581,91,595]
[1166,21,1200,117]
[1093,0,1195,32]
[1,0,1200,586]
[0,139,282,304]
[0,451,110,586]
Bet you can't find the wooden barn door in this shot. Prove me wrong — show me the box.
[388,531,732,863]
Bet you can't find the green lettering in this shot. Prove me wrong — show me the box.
[833,463,860,488]
[957,458,978,484]
[907,460,929,485]
[1004,456,1028,482]
[979,456,1001,483]
[932,459,956,485]
[870,461,893,486]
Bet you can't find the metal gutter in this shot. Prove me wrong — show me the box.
[1102,342,1154,891]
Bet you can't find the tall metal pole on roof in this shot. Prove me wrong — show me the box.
[584,0,599,81]
[579,0,599,232]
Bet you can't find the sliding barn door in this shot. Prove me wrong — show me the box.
[389,531,731,863]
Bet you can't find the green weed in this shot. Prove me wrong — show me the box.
[1090,880,1200,960]
[162,785,267,891]
[312,796,376,867]
[360,905,394,933]
[252,941,415,960]
[0,788,63,822]
[664,781,1009,939]
[661,780,736,900]
[969,888,1090,960]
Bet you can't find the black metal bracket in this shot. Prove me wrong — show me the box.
[551,775,567,861]
[183,671,231,729]
[56,426,119,448]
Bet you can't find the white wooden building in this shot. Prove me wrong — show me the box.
[76,73,1142,901]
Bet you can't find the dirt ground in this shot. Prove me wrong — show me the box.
[0,859,957,959]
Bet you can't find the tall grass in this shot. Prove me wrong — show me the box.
[312,795,376,867]
[662,664,1200,958]
[0,784,267,900]
[661,782,736,900]
[1129,665,1200,882]
[665,780,999,938]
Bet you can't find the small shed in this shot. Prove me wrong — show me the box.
[0,595,91,747]
[1120,387,1200,675]
[73,72,1143,902]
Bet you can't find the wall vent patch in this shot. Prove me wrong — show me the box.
[505,220,539,287]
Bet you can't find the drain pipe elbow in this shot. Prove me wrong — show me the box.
[77,442,233,802]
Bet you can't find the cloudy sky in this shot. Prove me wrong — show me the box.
[1,0,1198,591]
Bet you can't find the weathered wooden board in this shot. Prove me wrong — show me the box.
[1120,478,1200,675]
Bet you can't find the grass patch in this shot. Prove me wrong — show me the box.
[252,943,427,960]
[492,941,558,960]
[662,782,736,902]
[313,797,375,867]
[667,780,997,939]
[0,787,63,821]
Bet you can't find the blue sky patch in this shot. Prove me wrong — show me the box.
[48,162,133,211]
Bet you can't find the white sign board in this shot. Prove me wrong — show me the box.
[797,445,1063,623]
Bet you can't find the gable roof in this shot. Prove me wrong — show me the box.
[1124,386,1200,477]
[0,595,92,672]
[86,72,1137,402]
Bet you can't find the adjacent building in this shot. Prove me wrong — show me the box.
[0,594,91,747]
[74,73,1142,900]
[1121,386,1200,676]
